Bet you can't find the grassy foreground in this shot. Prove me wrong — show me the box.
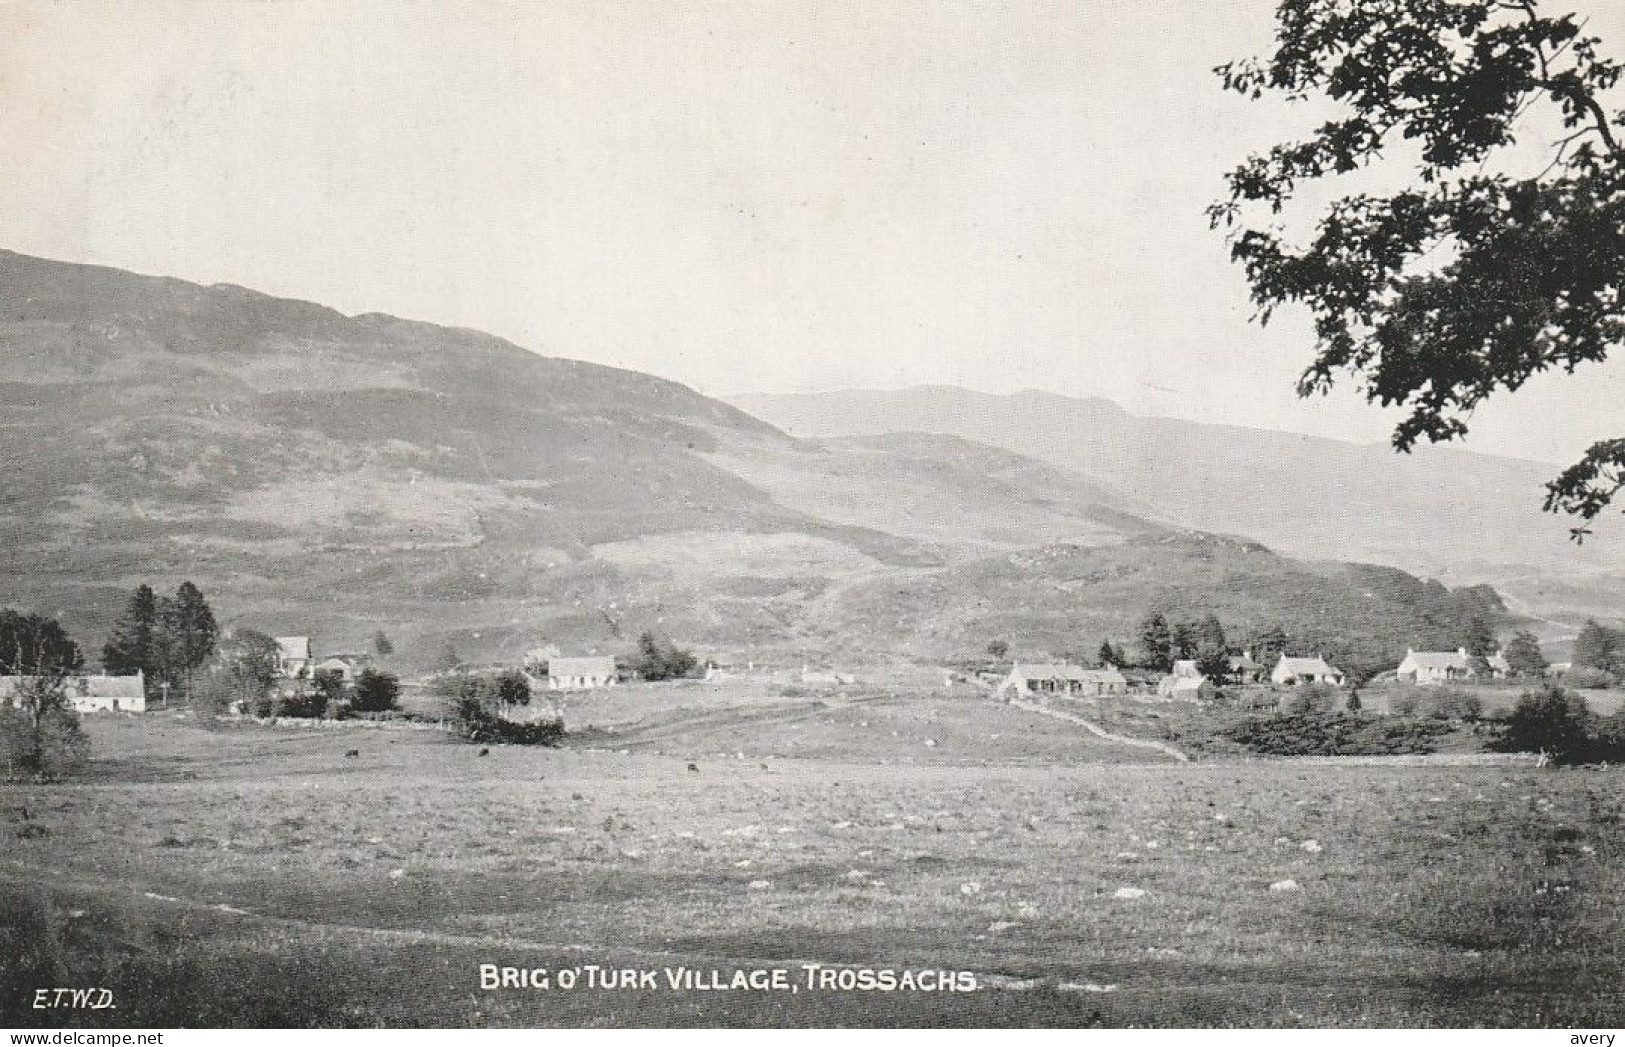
[2,704,1622,1028]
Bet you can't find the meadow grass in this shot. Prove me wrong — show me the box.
[2,709,1621,1027]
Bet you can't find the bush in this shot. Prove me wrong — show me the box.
[441,671,564,746]
[1493,685,1594,761]
[1421,687,1483,721]
[351,669,400,713]
[274,686,327,719]
[0,679,90,780]
[1389,688,1420,716]
[1562,666,1616,689]
[1223,712,1452,756]
[627,632,698,681]
[1279,682,1338,716]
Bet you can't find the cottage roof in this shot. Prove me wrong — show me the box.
[1079,667,1127,684]
[0,674,144,699]
[1275,655,1341,677]
[1171,659,1203,678]
[72,674,145,699]
[1401,649,1470,671]
[549,656,617,678]
[1228,653,1261,671]
[1013,662,1090,682]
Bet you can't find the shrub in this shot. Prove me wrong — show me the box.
[1222,712,1452,756]
[0,679,90,780]
[351,669,400,713]
[627,632,698,681]
[1562,666,1616,690]
[1389,689,1420,716]
[1421,687,1483,721]
[440,670,564,746]
[1493,685,1592,761]
[1279,682,1338,716]
[274,686,327,719]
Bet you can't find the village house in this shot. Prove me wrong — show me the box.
[997,662,1083,698]
[1395,647,1509,685]
[1157,673,1216,700]
[0,672,147,713]
[1271,654,1345,687]
[999,663,1130,699]
[313,653,371,681]
[1227,651,1264,684]
[274,636,312,678]
[546,656,618,690]
[1079,667,1129,696]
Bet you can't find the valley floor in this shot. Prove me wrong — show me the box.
[2,705,1622,1028]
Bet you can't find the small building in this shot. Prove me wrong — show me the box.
[1170,659,1203,679]
[313,654,370,681]
[1271,654,1345,687]
[274,636,312,678]
[997,662,1087,698]
[1227,651,1264,684]
[1158,674,1215,701]
[65,673,147,713]
[1396,647,1507,684]
[0,673,146,712]
[546,656,618,690]
[1078,667,1129,696]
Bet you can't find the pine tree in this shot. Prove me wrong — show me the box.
[161,582,218,703]
[102,584,160,688]
[1138,613,1172,673]
[1097,639,1118,668]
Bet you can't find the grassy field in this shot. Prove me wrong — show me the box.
[2,700,1623,1028]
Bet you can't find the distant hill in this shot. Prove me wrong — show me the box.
[729,386,1625,630]
[0,251,1507,669]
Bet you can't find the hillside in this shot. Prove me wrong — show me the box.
[729,386,1625,630]
[0,251,1506,668]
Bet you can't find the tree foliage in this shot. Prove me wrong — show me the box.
[1138,612,1173,672]
[351,668,401,713]
[0,676,90,780]
[627,632,698,681]
[0,610,83,677]
[1213,0,1625,535]
[1503,629,1549,675]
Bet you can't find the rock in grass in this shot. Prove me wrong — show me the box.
[748,879,771,891]
[1300,839,1323,853]
[1113,887,1147,900]
[1269,879,1301,893]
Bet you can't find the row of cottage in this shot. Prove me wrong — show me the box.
[998,646,1519,701]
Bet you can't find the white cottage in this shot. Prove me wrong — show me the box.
[1271,655,1345,687]
[546,656,618,690]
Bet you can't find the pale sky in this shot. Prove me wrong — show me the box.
[2,1,1623,464]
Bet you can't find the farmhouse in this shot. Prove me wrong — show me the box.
[998,662,1081,698]
[275,636,312,678]
[313,654,370,681]
[1079,667,1129,695]
[1395,647,1508,685]
[1227,651,1264,683]
[1158,674,1215,700]
[1158,660,1215,698]
[547,656,618,690]
[0,672,147,712]
[1271,654,1345,687]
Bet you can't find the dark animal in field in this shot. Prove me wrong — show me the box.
[478,748,490,757]
[687,763,699,772]
[344,749,360,758]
